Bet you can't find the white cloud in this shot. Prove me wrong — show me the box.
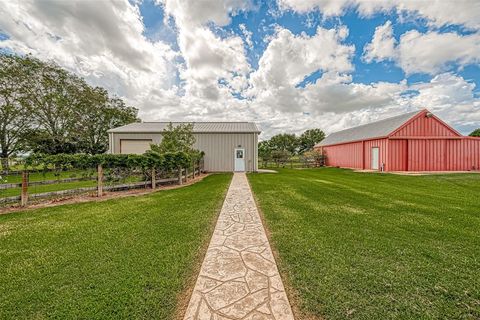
[363,25,480,74]
[159,0,252,101]
[239,23,253,49]
[396,31,480,75]
[0,0,180,118]
[160,0,251,27]
[363,20,396,63]
[0,0,478,139]
[278,0,480,30]
[248,26,354,97]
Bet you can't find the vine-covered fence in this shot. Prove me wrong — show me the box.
[0,152,204,207]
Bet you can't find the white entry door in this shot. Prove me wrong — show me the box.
[371,147,380,170]
[234,148,245,172]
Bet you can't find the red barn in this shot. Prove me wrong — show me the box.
[315,109,480,172]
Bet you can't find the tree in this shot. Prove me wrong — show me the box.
[151,123,196,154]
[298,128,325,153]
[469,128,480,137]
[258,140,273,166]
[24,59,84,154]
[77,87,138,154]
[269,133,298,155]
[0,54,138,155]
[0,54,34,169]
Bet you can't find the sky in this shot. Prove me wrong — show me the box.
[0,0,479,138]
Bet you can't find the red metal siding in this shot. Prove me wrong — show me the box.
[323,142,363,169]
[388,139,407,171]
[363,139,388,170]
[391,114,459,137]
[445,139,480,171]
[425,140,446,171]
[386,138,480,171]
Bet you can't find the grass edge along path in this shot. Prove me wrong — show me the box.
[248,168,480,320]
[0,173,232,319]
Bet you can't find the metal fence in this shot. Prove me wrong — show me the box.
[0,159,204,208]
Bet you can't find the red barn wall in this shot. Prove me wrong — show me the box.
[388,139,407,171]
[322,138,389,170]
[391,115,459,137]
[387,138,480,171]
[322,142,363,169]
[364,139,388,170]
[445,139,480,171]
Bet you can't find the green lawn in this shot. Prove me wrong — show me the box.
[249,168,480,320]
[0,173,231,319]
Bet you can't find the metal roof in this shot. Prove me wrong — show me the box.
[317,110,423,147]
[108,122,261,133]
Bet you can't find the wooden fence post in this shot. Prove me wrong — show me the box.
[20,170,28,206]
[185,167,188,182]
[178,167,183,185]
[97,164,103,197]
[151,168,156,190]
[192,162,195,179]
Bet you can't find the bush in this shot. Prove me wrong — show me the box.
[24,151,201,172]
[301,150,326,167]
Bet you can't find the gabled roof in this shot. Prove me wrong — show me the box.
[316,110,423,147]
[108,122,261,134]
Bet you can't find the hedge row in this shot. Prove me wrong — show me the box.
[24,150,204,171]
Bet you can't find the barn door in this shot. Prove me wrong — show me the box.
[371,147,380,170]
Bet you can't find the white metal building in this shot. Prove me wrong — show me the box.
[107,122,261,172]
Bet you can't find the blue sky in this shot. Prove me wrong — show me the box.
[1,0,479,136]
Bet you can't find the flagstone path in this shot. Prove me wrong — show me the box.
[184,172,295,320]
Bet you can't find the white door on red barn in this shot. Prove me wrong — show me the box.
[371,147,380,170]
[234,148,245,172]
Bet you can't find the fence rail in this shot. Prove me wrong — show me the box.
[1,162,204,207]
[0,176,97,190]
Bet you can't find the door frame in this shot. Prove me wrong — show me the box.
[234,148,246,172]
[371,147,380,170]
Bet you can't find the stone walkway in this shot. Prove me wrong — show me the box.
[184,173,295,320]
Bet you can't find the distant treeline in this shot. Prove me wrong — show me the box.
[259,128,325,162]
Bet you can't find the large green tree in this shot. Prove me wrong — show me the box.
[24,59,86,153]
[469,128,480,137]
[0,55,34,169]
[269,133,298,155]
[258,140,273,161]
[298,128,325,153]
[0,53,138,156]
[77,87,138,154]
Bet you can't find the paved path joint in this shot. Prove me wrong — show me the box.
[184,172,295,320]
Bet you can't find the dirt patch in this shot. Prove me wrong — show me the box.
[0,174,210,216]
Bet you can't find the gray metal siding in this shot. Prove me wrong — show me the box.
[110,132,258,172]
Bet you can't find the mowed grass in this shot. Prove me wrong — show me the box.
[249,168,480,319]
[0,173,231,319]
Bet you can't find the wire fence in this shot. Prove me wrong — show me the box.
[0,159,204,208]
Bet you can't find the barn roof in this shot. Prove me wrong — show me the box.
[317,110,423,147]
[108,122,261,133]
